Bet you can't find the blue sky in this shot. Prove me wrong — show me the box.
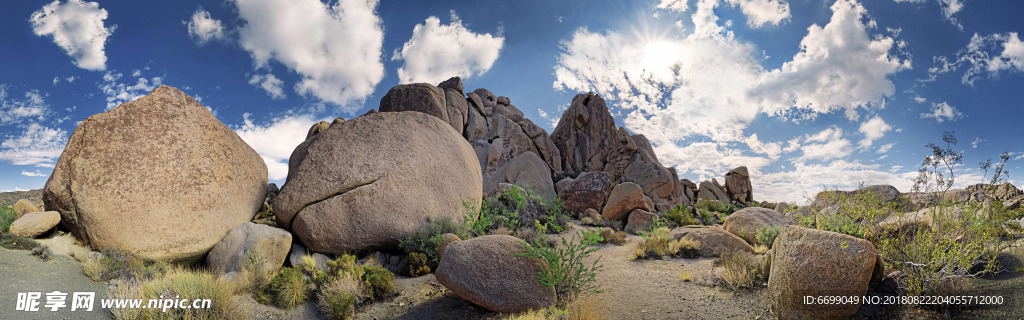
[1,0,1022,203]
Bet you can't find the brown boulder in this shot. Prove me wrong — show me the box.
[379,83,450,126]
[723,207,790,245]
[9,211,60,238]
[678,226,753,257]
[602,182,649,221]
[306,120,330,139]
[624,209,656,234]
[768,226,883,320]
[436,233,462,260]
[14,199,40,219]
[206,222,291,277]
[483,151,555,197]
[43,85,267,262]
[558,172,612,215]
[274,112,481,254]
[435,235,555,312]
[724,166,753,204]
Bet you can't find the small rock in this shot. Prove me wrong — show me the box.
[9,211,60,238]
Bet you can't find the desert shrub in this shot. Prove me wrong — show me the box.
[633,227,699,260]
[361,265,399,301]
[30,245,52,261]
[110,267,243,320]
[0,205,15,232]
[241,251,272,293]
[300,254,319,274]
[755,226,780,248]
[597,228,626,245]
[399,252,431,277]
[580,215,623,231]
[463,186,572,237]
[400,216,466,269]
[327,254,362,279]
[516,231,604,305]
[536,196,571,234]
[317,275,364,320]
[504,297,607,320]
[696,208,718,225]
[663,204,697,227]
[695,199,735,215]
[719,252,761,290]
[259,267,310,309]
[90,247,169,282]
[0,232,39,250]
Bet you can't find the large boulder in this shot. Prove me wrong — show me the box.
[723,207,790,245]
[624,209,657,234]
[206,222,292,277]
[697,181,727,202]
[274,112,482,254]
[767,226,883,320]
[435,235,555,312]
[483,151,555,197]
[13,199,40,219]
[378,83,450,126]
[677,226,753,257]
[9,211,60,238]
[724,166,753,204]
[602,182,649,221]
[558,172,612,215]
[43,85,268,262]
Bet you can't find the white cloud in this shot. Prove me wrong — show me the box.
[0,87,50,124]
[742,133,782,159]
[723,0,791,27]
[21,170,47,177]
[233,0,385,112]
[758,159,915,203]
[233,113,320,181]
[799,126,852,161]
[928,32,1024,85]
[393,11,504,84]
[857,115,891,148]
[971,137,984,148]
[248,74,286,99]
[877,142,895,153]
[30,0,114,71]
[893,0,963,29]
[913,96,926,103]
[920,101,962,122]
[0,123,67,167]
[185,7,226,45]
[99,71,163,110]
[656,0,690,13]
[656,141,773,180]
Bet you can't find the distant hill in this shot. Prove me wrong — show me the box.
[0,189,43,208]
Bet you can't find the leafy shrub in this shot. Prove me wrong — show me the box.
[360,265,399,301]
[259,267,310,309]
[242,251,272,293]
[400,216,466,269]
[696,208,718,225]
[110,267,244,320]
[0,232,39,250]
[633,227,698,259]
[755,226,780,248]
[719,252,761,290]
[663,205,697,227]
[317,275,363,320]
[399,252,431,277]
[597,228,626,245]
[515,231,604,305]
[695,199,736,215]
[0,205,15,232]
[463,185,572,237]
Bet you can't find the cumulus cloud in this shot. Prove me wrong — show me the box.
[98,70,163,110]
[248,74,286,99]
[655,141,773,180]
[233,113,320,180]
[877,142,895,153]
[21,170,47,177]
[657,0,690,13]
[920,101,962,122]
[798,127,853,161]
[0,123,67,167]
[928,32,1024,85]
[742,133,783,159]
[393,11,504,84]
[723,0,792,27]
[186,7,226,45]
[0,87,50,124]
[857,115,891,148]
[233,0,385,112]
[30,0,114,71]
[758,160,914,202]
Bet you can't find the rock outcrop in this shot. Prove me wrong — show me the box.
[677,226,753,257]
[558,172,612,215]
[723,207,790,245]
[435,235,556,312]
[206,222,292,277]
[274,111,482,254]
[13,199,40,219]
[767,226,884,320]
[724,166,753,204]
[602,182,649,221]
[43,85,268,262]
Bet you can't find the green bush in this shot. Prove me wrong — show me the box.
[111,267,244,320]
[463,185,572,237]
[317,275,362,320]
[0,205,15,232]
[633,227,699,259]
[259,267,310,309]
[755,226,779,248]
[663,205,697,227]
[360,265,399,301]
[695,199,736,215]
[597,228,626,245]
[399,216,466,268]
[515,231,604,305]
[0,232,39,250]
[90,247,169,282]
[697,208,718,225]
[399,252,431,277]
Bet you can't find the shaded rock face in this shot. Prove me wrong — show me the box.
[9,211,60,238]
[551,93,684,210]
[14,199,40,219]
[724,166,753,204]
[558,172,612,215]
[379,83,450,126]
[483,152,556,197]
[435,235,556,312]
[624,209,656,234]
[44,85,268,263]
[602,182,649,221]
[677,226,753,257]
[274,111,482,254]
[768,226,883,320]
[306,121,330,139]
[206,222,291,277]
[723,207,790,245]
[697,181,728,203]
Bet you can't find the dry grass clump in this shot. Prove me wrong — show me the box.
[317,274,364,320]
[719,252,762,290]
[110,267,244,320]
[503,297,607,320]
[632,227,699,259]
[597,228,626,245]
[78,247,169,283]
[679,271,693,282]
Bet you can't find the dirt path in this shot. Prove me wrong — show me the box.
[0,248,111,319]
